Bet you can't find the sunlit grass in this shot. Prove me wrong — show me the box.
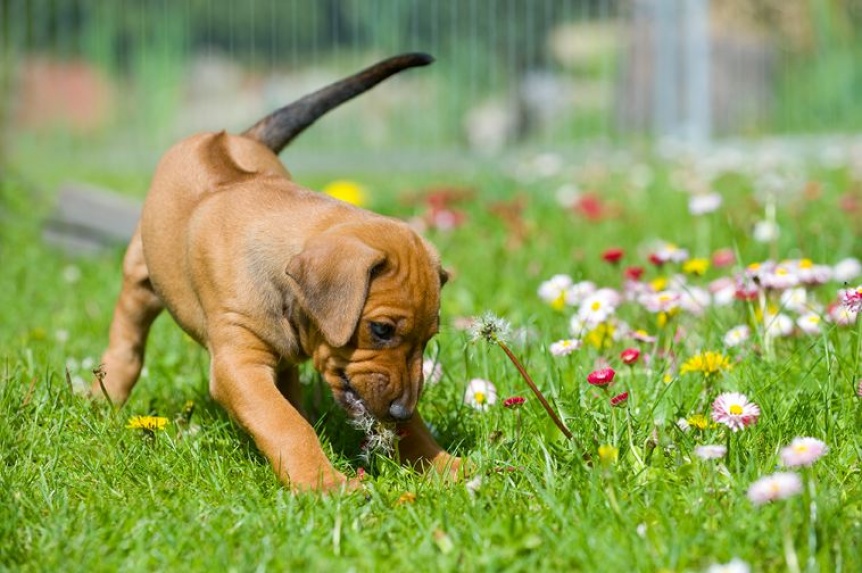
[2,145,862,571]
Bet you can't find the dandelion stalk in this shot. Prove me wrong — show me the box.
[471,313,574,441]
[93,363,114,407]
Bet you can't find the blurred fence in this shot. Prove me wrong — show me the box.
[2,0,862,174]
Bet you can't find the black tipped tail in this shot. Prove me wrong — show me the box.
[242,52,434,154]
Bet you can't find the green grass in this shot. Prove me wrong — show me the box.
[2,146,862,572]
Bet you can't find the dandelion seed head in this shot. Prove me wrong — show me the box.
[469,313,512,344]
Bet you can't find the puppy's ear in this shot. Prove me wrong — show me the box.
[285,237,385,348]
[439,267,450,287]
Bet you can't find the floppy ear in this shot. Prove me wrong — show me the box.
[439,267,450,287]
[285,237,386,348]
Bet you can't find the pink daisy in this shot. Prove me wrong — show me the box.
[549,338,581,357]
[747,472,803,505]
[503,396,526,409]
[694,444,728,460]
[620,347,641,365]
[711,392,760,432]
[610,392,629,407]
[780,437,828,467]
[842,286,862,313]
[587,368,616,387]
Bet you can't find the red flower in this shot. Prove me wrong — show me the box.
[648,253,665,267]
[711,248,736,268]
[610,392,629,407]
[426,207,466,231]
[620,348,641,365]
[587,368,616,387]
[503,396,526,409]
[624,266,645,281]
[575,194,606,221]
[602,248,624,264]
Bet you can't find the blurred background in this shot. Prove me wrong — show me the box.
[2,0,862,180]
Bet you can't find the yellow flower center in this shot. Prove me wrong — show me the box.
[474,392,486,404]
[683,258,710,276]
[551,293,566,311]
[585,323,615,349]
[650,277,668,292]
[598,444,619,465]
[799,258,813,269]
[591,300,602,311]
[729,404,743,415]
[657,312,669,328]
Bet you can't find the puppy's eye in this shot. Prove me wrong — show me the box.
[369,321,395,341]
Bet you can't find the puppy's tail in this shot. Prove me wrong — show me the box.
[242,52,434,154]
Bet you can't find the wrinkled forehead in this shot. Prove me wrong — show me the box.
[365,238,443,324]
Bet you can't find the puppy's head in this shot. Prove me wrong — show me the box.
[286,220,447,422]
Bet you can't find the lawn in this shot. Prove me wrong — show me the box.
[2,140,862,572]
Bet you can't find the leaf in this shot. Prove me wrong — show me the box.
[432,529,454,555]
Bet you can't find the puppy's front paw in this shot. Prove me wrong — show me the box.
[290,469,364,494]
[429,453,470,482]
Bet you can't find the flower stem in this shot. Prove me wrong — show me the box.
[782,502,801,573]
[515,410,522,445]
[496,340,573,440]
[805,473,818,572]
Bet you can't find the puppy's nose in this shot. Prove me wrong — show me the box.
[388,401,413,422]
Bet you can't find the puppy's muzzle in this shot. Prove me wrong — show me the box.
[388,399,413,422]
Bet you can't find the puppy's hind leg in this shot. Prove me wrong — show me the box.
[92,226,164,405]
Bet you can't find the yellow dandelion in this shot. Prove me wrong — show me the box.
[682,258,710,276]
[656,308,679,328]
[649,276,668,292]
[550,292,566,311]
[323,179,367,206]
[680,351,732,377]
[126,415,169,431]
[686,414,710,431]
[585,322,616,350]
[598,444,619,466]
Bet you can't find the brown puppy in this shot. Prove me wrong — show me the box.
[92,53,459,491]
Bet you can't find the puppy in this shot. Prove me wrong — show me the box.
[92,53,459,491]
